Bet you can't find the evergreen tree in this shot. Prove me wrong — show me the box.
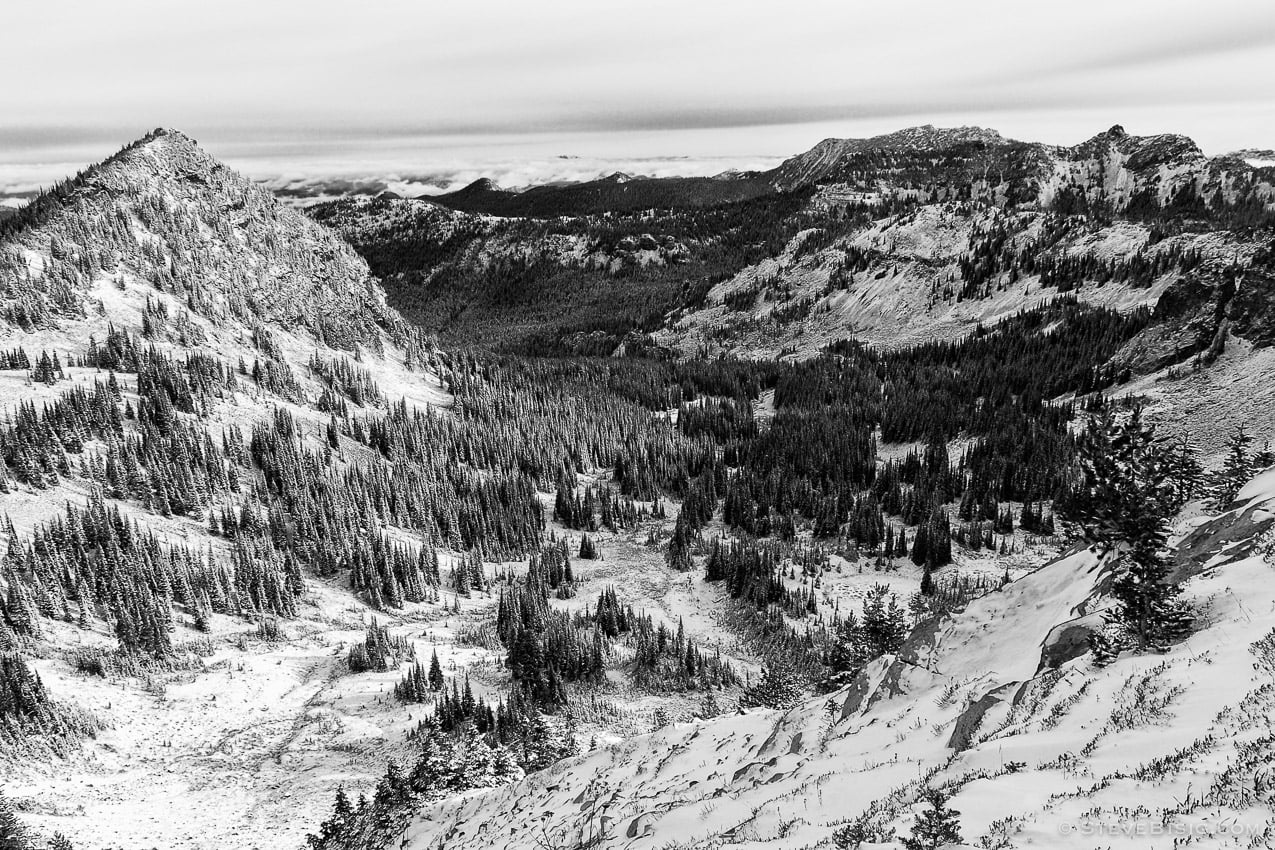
[1214,424,1255,508]
[428,650,445,692]
[665,520,694,572]
[740,662,802,711]
[902,789,963,850]
[1164,433,1204,508]
[0,790,31,850]
[1067,411,1193,659]
[919,563,935,596]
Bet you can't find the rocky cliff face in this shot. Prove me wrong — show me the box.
[766,124,1022,191]
[767,123,1273,213]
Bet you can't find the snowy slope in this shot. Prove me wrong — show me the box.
[0,131,792,849]
[658,124,1273,369]
[655,205,1248,358]
[0,130,462,848]
[397,476,1275,850]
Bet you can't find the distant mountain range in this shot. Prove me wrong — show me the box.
[274,124,1275,220]
[425,124,1271,216]
[314,122,1275,381]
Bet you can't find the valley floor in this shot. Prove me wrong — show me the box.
[3,464,1065,849]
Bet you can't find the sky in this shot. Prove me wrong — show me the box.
[3,0,1274,199]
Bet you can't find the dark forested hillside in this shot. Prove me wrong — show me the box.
[312,190,815,354]
[428,173,773,218]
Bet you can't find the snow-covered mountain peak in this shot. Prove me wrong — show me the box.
[0,127,428,356]
[769,125,1012,189]
[0,128,450,848]
[59,127,224,196]
[872,123,1008,150]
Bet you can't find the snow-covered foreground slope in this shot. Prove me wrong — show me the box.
[399,481,1275,850]
[7,577,505,849]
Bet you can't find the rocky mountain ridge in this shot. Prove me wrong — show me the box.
[768,123,1272,209]
[401,124,1272,221]
[0,128,429,356]
[320,123,1274,364]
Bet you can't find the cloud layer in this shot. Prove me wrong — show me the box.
[2,0,1272,195]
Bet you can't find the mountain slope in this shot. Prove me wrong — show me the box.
[312,190,812,354]
[0,129,465,849]
[315,124,1275,373]
[765,123,1274,211]
[765,124,1020,191]
[396,475,1275,850]
[0,128,422,355]
[656,203,1260,359]
[0,129,797,850]
[646,126,1275,461]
